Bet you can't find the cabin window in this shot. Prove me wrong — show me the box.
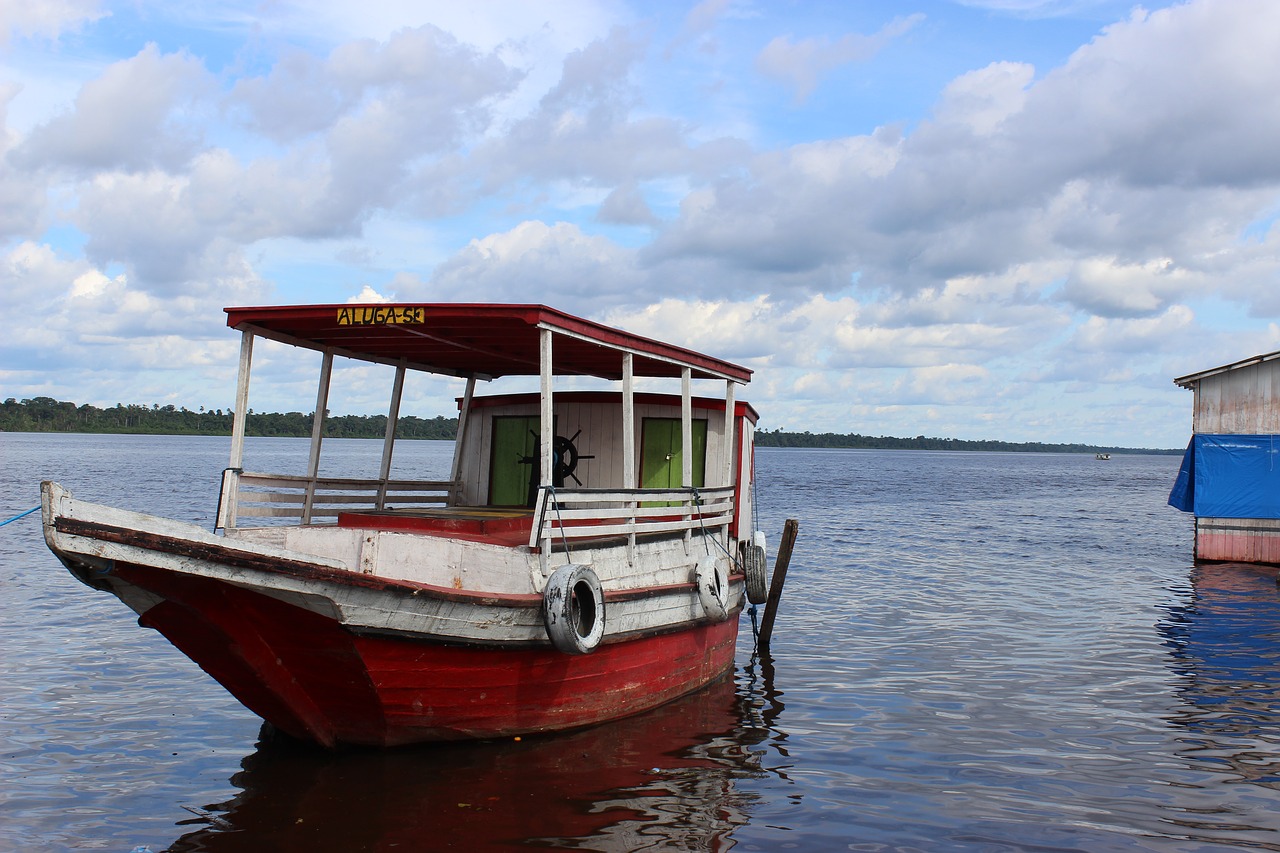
[489,416,540,507]
[640,417,707,492]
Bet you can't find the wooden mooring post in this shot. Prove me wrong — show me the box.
[758,518,798,650]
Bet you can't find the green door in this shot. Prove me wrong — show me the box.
[489,416,539,506]
[640,418,707,492]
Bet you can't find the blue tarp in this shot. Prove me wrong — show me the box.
[1168,434,1280,518]
[1168,438,1195,512]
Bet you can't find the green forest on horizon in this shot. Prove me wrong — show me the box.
[1,396,1179,454]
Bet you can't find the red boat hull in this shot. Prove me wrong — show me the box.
[120,563,740,747]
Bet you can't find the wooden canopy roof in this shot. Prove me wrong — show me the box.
[1174,349,1280,389]
[224,303,752,384]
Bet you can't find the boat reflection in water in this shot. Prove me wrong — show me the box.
[1159,561,1280,791]
[167,669,783,851]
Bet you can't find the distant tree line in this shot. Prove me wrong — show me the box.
[2,397,1175,453]
[753,428,1178,455]
[0,397,457,440]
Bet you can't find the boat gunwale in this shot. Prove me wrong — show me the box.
[52,514,745,610]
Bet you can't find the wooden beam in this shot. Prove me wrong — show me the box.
[681,367,692,488]
[377,362,406,510]
[450,376,477,495]
[222,331,255,529]
[540,329,554,491]
[303,350,333,524]
[229,330,254,470]
[722,380,736,488]
[758,518,799,650]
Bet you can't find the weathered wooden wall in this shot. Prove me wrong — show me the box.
[1191,358,1280,434]
[1195,518,1280,563]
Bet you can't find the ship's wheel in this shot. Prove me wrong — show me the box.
[519,429,595,490]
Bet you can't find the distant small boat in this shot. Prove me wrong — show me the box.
[1096,453,1111,460]
[42,303,776,747]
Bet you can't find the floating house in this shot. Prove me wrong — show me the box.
[1168,350,1280,564]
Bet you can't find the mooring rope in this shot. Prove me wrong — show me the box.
[0,506,39,527]
[691,486,760,645]
[545,485,573,557]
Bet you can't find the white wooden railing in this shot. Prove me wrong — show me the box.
[529,485,735,549]
[217,470,458,528]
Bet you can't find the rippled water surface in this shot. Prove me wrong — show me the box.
[3,434,1279,851]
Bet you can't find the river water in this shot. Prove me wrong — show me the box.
[2,433,1279,851]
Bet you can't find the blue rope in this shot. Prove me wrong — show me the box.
[1,506,39,527]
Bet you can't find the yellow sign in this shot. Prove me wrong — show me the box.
[336,306,425,326]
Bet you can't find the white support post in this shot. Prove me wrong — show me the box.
[622,353,636,562]
[449,376,476,505]
[722,379,736,554]
[377,362,406,510]
[303,350,333,524]
[681,366,692,547]
[622,353,636,489]
[221,330,254,530]
[681,367,692,487]
[539,328,554,566]
[722,380,736,488]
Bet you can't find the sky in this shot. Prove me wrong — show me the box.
[2,0,1279,449]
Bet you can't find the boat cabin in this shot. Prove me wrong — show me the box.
[214,304,758,574]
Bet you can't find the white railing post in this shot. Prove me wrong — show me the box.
[224,330,254,529]
[539,329,554,563]
[681,366,692,546]
[722,379,736,552]
[450,376,476,502]
[377,362,406,510]
[622,353,636,562]
[303,350,333,524]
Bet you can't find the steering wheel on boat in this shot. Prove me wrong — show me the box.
[553,429,594,486]
[520,429,594,487]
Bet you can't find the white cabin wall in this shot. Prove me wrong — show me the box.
[455,395,739,504]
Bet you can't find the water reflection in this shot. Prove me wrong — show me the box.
[1160,561,1280,790]
[166,670,784,851]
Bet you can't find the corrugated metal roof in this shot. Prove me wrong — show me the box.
[224,303,752,384]
[1174,349,1280,389]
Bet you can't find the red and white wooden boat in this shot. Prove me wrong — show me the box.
[42,304,769,747]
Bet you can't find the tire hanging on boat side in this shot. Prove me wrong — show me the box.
[744,530,769,605]
[543,564,606,654]
[696,555,730,622]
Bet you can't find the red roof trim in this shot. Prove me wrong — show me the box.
[223,303,751,384]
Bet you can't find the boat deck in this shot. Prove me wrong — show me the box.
[337,507,534,546]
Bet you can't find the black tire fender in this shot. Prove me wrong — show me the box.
[744,530,769,605]
[696,555,730,622]
[542,564,605,654]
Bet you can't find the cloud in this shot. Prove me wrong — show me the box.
[891,363,991,405]
[5,0,1279,448]
[932,62,1034,136]
[0,239,254,404]
[17,44,210,173]
[1059,256,1194,317]
[596,182,659,226]
[230,24,520,147]
[0,0,107,43]
[665,0,732,57]
[0,84,47,238]
[755,14,924,103]
[650,0,1280,321]
[415,220,644,313]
